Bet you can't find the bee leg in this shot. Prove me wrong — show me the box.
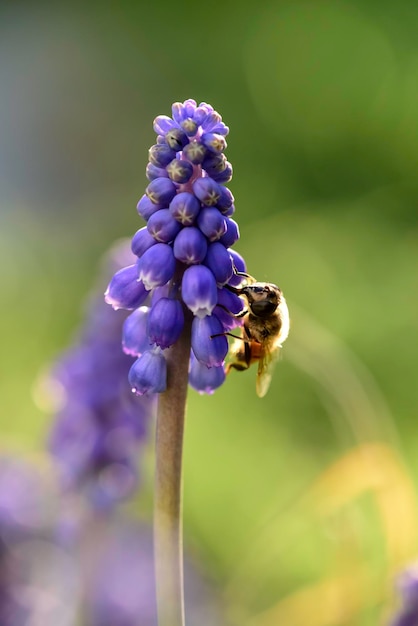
[216,303,248,318]
[231,263,255,282]
[211,324,253,342]
[223,283,241,295]
[210,332,248,341]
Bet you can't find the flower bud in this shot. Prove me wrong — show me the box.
[201,132,227,154]
[105,265,149,310]
[197,208,226,241]
[122,307,153,356]
[182,141,207,164]
[166,159,193,184]
[173,227,207,264]
[219,218,239,248]
[129,349,167,395]
[181,265,217,318]
[169,192,201,226]
[146,178,177,206]
[204,243,234,286]
[138,244,176,290]
[165,128,189,151]
[191,315,228,367]
[148,298,184,349]
[148,144,177,167]
[147,209,182,243]
[137,194,162,220]
[192,177,222,207]
[131,227,156,257]
[146,163,168,181]
[212,162,233,183]
[189,354,225,394]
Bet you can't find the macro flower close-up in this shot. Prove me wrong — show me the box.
[2,3,418,626]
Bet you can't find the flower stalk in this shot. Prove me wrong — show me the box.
[154,308,192,626]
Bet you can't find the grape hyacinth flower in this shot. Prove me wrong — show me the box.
[104,100,247,626]
[105,98,246,397]
[49,242,155,510]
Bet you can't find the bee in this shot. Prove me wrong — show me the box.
[223,274,290,397]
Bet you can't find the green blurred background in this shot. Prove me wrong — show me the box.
[1,1,418,624]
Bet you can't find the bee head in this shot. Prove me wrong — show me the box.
[243,282,281,318]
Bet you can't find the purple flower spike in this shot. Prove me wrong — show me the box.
[122,307,153,356]
[182,265,217,318]
[131,227,156,257]
[173,227,208,264]
[189,353,226,394]
[193,177,222,207]
[139,244,176,290]
[169,192,201,226]
[148,297,184,349]
[129,349,167,395]
[105,265,149,310]
[105,99,249,394]
[191,315,228,367]
[147,209,182,243]
[204,242,234,286]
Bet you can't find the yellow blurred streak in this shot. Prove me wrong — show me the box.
[247,568,374,626]
[305,442,418,569]
[245,442,418,626]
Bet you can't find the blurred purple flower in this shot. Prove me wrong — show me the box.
[390,566,418,626]
[84,521,229,626]
[0,454,229,626]
[105,99,248,395]
[0,456,78,625]
[49,242,155,510]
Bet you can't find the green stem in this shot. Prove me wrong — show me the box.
[154,310,192,626]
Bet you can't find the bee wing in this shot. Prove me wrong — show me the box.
[255,339,282,398]
[256,296,290,397]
